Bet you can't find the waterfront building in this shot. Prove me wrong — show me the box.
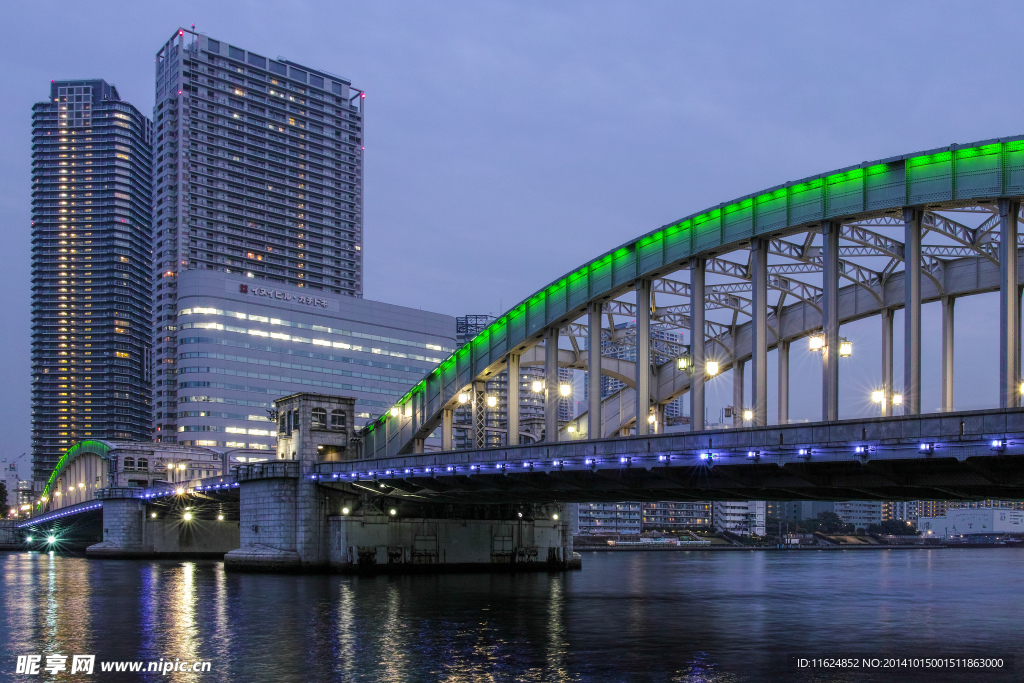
[152,28,364,441]
[578,502,642,535]
[640,502,712,531]
[31,79,154,483]
[172,271,455,449]
[883,500,1024,527]
[834,501,882,529]
[918,507,1024,538]
[713,501,766,536]
[771,501,881,529]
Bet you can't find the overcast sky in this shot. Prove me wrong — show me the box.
[1,1,1021,476]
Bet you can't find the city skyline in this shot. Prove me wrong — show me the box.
[4,2,1024,473]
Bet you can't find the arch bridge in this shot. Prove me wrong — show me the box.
[346,136,1024,501]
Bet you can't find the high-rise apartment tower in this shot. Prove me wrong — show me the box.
[30,79,154,481]
[152,29,364,441]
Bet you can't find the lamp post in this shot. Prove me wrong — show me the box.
[873,390,903,415]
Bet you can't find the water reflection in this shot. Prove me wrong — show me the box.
[0,550,1021,681]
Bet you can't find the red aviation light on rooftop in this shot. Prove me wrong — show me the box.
[179,30,184,35]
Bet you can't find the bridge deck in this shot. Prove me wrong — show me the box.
[318,408,1024,503]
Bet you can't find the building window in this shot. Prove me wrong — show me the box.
[137,458,148,470]
[312,407,326,429]
[123,457,135,470]
[330,409,345,429]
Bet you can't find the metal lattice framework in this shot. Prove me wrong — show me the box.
[361,137,1024,459]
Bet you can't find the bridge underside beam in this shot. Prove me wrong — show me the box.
[324,455,1024,504]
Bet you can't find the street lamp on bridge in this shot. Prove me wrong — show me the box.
[809,332,852,358]
[872,390,904,415]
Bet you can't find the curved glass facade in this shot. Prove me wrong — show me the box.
[30,79,153,482]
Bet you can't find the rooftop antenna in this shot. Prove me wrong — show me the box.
[191,24,196,30]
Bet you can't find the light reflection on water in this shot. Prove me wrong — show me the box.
[0,549,1020,681]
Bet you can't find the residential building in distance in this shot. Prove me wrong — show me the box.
[173,271,455,450]
[152,28,364,441]
[834,501,883,530]
[578,502,642,535]
[641,502,712,531]
[882,500,1024,528]
[713,501,766,536]
[30,79,153,483]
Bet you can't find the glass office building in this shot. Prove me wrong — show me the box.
[174,271,455,450]
[152,28,364,441]
[30,79,154,482]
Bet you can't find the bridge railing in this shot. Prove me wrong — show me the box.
[95,487,148,500]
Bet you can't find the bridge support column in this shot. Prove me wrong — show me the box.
[327,504,578,574]
[942,295,955,412]
[733,359,744,427]
[881,308,893,417]
[442,409,454,451]
[588,302,603,439]
[544,326,560,442]
[653,403,665,433]
[472,380,486,449]
[904,208,922,415]
[507,354,520,446]
[88,496,240,559]
[751,238,768,426]
[636,278,652,435]
[690,257,706,432]
[87,498,146,557]
[777,340,789,425]
[822,221,840,422]
[999,198,1020,409]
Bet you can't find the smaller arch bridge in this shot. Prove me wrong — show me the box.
[37,440,115,513]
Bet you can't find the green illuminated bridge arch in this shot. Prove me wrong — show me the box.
[362,136,1024,459]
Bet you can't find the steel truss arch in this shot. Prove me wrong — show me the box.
[362,136,1024,459]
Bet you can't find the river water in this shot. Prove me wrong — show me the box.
[0,549,1020,681]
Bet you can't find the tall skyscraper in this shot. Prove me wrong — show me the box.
[30,79,154,482]
[152,29,364,441]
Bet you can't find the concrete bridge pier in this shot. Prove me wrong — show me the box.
[225,463,579,574]
[224,463,335,572]
[87,498,145,557]
[325,502,578,574]
[87,496,239,559]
